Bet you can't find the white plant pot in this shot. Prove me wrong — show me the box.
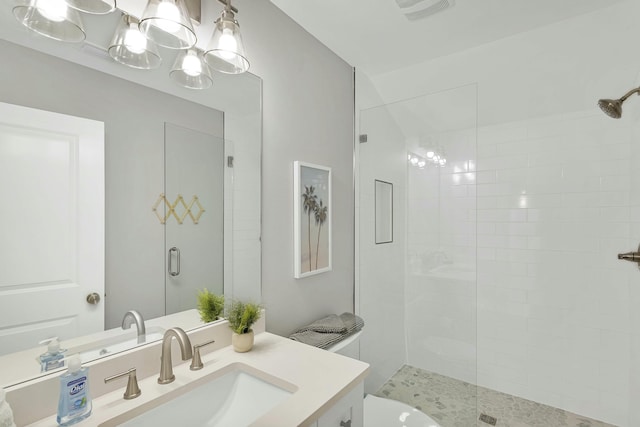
[232,330,254,353]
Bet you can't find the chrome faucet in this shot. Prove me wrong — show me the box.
[121,310,146,342]
[158,327,193,384]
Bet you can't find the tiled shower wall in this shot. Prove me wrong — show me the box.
[474,111,636,426]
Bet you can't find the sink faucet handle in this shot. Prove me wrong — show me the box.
[104,368,141,400]
[190,339,216,371]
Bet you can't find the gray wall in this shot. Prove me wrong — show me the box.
[238,0,355,336]
[0,40,224,328]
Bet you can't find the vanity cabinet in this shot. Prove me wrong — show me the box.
[313,382,364,427]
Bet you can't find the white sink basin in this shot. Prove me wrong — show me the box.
[102,363,295,427]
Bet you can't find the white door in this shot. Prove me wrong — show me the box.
[0,102,104,355]
[164,123,224,315]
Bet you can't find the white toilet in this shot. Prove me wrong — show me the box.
[326,331,441,427]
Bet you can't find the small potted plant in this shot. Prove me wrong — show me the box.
[196,289,225,323]
[227,300,262,352]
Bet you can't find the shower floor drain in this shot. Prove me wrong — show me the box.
[479,413,498,425]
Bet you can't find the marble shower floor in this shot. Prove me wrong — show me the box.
[374,365,616,427]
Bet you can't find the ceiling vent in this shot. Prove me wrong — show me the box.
[395,0,455,21]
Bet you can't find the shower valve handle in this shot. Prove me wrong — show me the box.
[618,244,640,270]
[618,252,640,262]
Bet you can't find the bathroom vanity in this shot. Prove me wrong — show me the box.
[5,316,369,427]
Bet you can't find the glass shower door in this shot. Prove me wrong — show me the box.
[358,84,478,425]
[164,123,225,315]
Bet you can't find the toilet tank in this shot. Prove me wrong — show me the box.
[326,330,363,360]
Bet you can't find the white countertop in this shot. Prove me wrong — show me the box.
[26,332,370,427]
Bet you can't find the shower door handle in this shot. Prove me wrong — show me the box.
[168,247,181,277]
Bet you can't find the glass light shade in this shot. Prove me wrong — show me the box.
[65,0,117,14]
[138,0,197,50]
[109,15,161,70]
[204,11,249,74]
[170,49,213,90]
[13,0,85,43]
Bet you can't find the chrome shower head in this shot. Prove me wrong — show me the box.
[598,98,623,119]
[598,86,640,119]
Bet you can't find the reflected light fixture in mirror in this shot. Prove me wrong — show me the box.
[65,0,117,15]
[170,49,213,89]
[13,0,86,43]
[139,0,197,49]
[109,15,161,69]
[204,0,249,74]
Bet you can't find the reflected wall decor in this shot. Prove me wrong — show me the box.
[294,161,332,278]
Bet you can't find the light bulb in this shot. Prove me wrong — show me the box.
[410,157,419,165]
[217,28,238,60]
[156,2,181,33]
[418,160,426,168]
[407,154,412,160]
[37,0,68,22]
[439,159,446,166]
[426,151,435,158]
[182,53,202,76]
[124,28,147,54]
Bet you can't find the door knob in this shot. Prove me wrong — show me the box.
[86,293,101,305]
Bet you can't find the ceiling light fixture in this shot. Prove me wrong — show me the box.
[139,0,197,49]
[170,49,213,89]
[10,0,250,89]
[109,15,161,70]
[204,0,249,74]
[65,0,117,15]
[13,0,86,43]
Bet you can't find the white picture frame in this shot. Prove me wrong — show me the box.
[294,161,332,279]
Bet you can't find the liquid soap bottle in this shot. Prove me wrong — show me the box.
[39,337,66,372]
[56,355,92,426]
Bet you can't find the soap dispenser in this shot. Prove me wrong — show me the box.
[0,389,16,427]
[39,338,66,372]
[57,354,92,426]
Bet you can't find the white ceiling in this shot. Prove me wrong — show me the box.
[270,0,623,77]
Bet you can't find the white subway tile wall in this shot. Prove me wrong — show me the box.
[473,111,635,426]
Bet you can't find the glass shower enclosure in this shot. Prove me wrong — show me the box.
[358,84,478,425]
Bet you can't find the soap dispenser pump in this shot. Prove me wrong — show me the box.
[39,337,66,372]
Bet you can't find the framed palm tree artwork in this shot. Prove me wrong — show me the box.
[293,161,332,278]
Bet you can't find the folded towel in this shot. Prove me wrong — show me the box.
[339,312,364,333]
[289,330,346,349]
[294,314,347,334]
[289,313,365,349]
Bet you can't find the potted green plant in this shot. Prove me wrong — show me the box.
[227,300,262,352]
[196,289,225,323]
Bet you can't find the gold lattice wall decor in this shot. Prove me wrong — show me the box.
[153,193,205,224]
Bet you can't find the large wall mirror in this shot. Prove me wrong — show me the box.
[0,4,261,387]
